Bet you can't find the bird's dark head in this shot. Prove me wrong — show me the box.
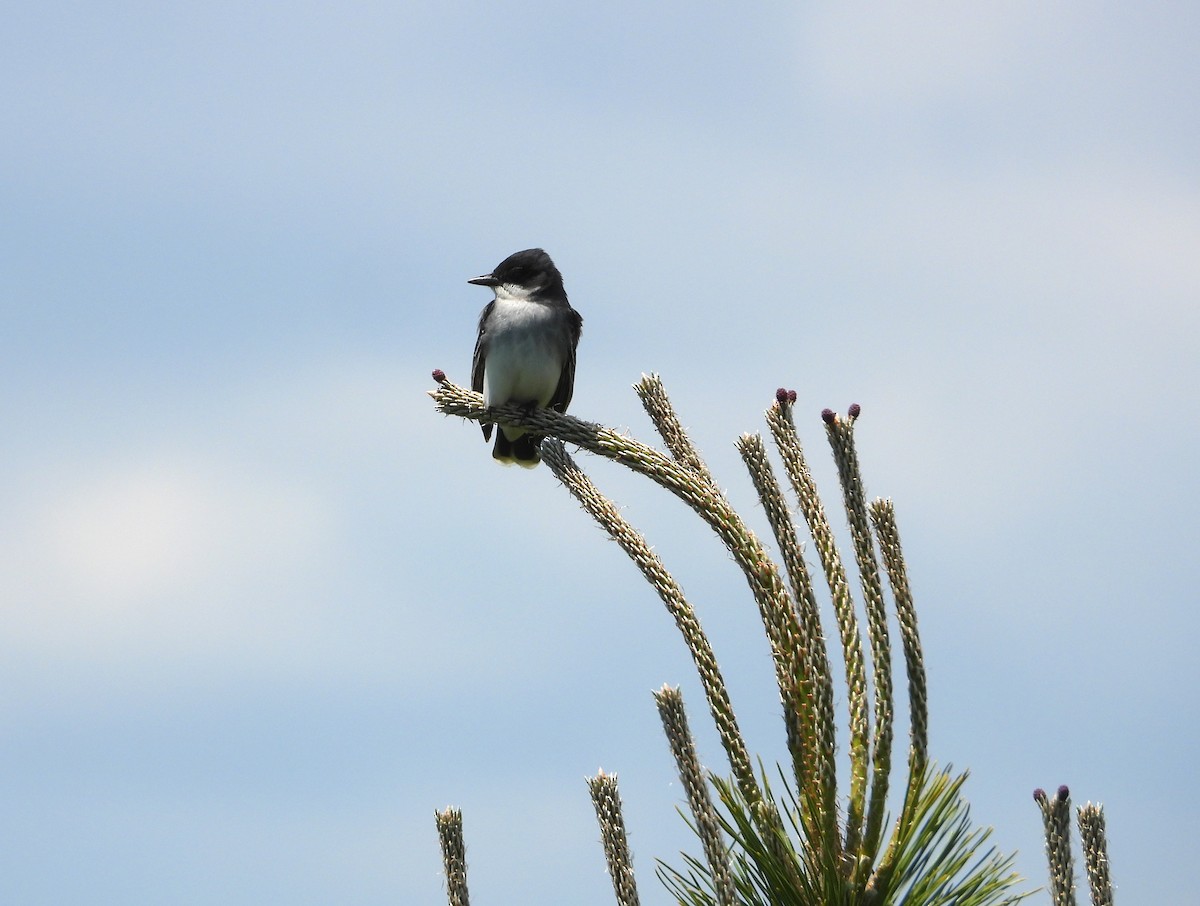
[468,248,565,300]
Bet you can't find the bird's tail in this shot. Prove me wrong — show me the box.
[492,431,541,468]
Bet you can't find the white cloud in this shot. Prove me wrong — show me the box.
[38,464,272,602]
[2,454,330,662]
[0,358,422,677]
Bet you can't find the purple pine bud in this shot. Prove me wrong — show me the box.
[1056,785,1070,801]
[1033,788,1047,803]
[787,390,797,403]
[432,369,447,383]
[848,403,861,419]
[776,387,789,403]
[821,408,836,424]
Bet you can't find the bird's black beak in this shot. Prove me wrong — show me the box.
[468,273,500,287]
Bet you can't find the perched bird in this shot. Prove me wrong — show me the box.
[469,248,583,467]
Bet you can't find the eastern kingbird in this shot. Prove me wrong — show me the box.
[469,248,583,467]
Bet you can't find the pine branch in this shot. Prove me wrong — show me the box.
[1077,803,1114,906]
[653,685,738,906]
[588,771,641,906]
[864,496,931,899]
[824,406,894,881]
[435,807,470,906]
[869,498,929,772]
[635,373,719,487]
[1035,786,1078,906]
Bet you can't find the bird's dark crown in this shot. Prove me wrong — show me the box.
[481,248,565,297]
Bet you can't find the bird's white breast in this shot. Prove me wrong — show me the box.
[482,297,565,409]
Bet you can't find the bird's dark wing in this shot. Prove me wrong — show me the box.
[548,308,584,414]
[471,301,492,393]
[472,301,494,440]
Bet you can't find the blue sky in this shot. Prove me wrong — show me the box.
[2,2,1197,902]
